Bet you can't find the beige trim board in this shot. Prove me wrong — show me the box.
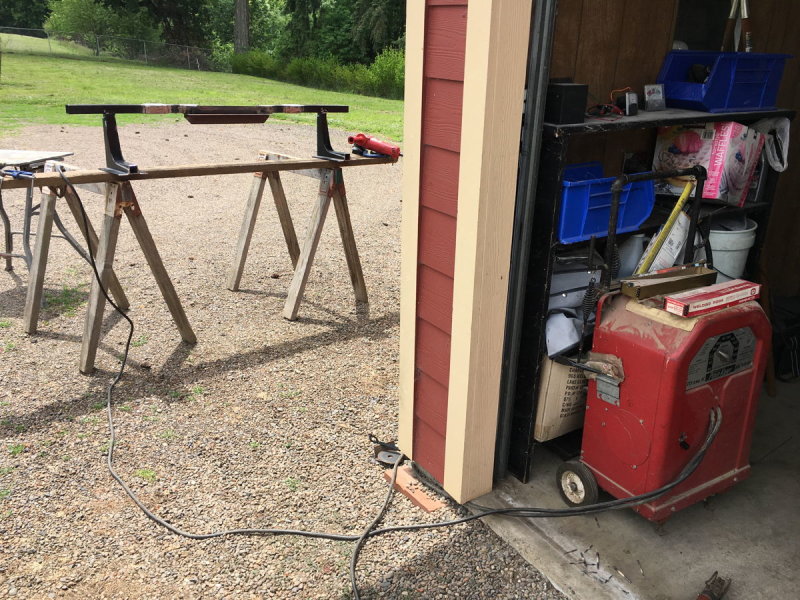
[444,0,532,503]
[398,0,427,460]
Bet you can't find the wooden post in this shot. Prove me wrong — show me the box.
[330,170,368,304]
[80,185,124,373]
[63,186,130,311]
[282,171,333,321]
[22,190,57,334]
[120,183,196,345]
[228,175,268,291]
[443,0,533,502]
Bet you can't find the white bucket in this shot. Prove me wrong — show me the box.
[709,218,757,282]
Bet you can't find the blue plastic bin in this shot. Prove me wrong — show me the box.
[558,163,655,245]
[656,50,791,113]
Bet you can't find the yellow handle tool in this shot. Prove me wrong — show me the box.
[634,180,696,275]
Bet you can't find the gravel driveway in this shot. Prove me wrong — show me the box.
[0,121,567,599]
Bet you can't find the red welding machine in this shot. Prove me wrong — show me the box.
[557,293,770,522]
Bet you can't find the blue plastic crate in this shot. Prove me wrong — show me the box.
[656,50,791,113]
[558,163,655,245]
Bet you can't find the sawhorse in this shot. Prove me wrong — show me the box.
[228,153,368,321]
[4,152,392,373]
[22,180,195,373]
[22,181,131,342]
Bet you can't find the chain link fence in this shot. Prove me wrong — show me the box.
[0,26,221,71]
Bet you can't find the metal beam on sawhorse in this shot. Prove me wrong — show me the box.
[227,152,368,321]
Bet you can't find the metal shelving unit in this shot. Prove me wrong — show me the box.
[498,107,795,482]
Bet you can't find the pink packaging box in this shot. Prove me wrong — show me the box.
[663,279,761,317]
[652,122,765,207]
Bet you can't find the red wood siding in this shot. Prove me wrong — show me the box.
[412,0,468,483]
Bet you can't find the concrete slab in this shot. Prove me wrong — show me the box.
[478,384,800,599]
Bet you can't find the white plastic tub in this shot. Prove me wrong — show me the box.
[709,218,757,282]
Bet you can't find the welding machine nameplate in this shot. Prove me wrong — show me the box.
[686,327,756,389]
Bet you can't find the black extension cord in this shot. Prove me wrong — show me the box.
[54,167,723,599]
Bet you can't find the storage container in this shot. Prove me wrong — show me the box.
[559,162,655,245]
[656,50,791,113]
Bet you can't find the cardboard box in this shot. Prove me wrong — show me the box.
[664,279,761,317]
[652,122,765,207]
[534,358,588,442]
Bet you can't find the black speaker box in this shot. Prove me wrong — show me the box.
[544,82,588,125]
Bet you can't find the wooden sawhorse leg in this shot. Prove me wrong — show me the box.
[63,186,130,311]
[282,168,368,321]
[22,186,130,335]
[23,189,57,333]
[228,171,300,291]
[331,171,368,305]
[80,182,196,373]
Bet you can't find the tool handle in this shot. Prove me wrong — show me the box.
[634,180,694,275]
[721,19,737,51]
[739,0,753,52]
[721,0,739,51]
[739,20,753,52]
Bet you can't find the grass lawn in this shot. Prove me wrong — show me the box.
[1,32,94,57]
[0,50,403,141]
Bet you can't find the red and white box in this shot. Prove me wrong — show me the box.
[664,279,761,317]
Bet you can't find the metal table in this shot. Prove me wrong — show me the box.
[0,149,76,271]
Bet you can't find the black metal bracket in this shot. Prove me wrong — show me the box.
[102,112,138,175]
[314,112,349,162]
[67,104,352,170]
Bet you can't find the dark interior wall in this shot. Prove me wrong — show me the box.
[549,0,679,173]
[673,0,730,50]
[548,0,800,295]
[750,1,800,296]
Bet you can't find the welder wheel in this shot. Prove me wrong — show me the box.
[556,461,599,507]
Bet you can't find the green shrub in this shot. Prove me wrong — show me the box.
[231,49,283,79]
[368,48,404,99]
[230,48,404,100]
[210,40,234,73]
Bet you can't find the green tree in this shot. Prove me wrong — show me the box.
[45,0,161,55]
[283,0,321,56]
[103,1,213,46]
[45,0,113,37]
[249,0,287,54]
[307,0,361,63]
[0,1,51,29]
[351,0,405,60]
[280,0,403,63]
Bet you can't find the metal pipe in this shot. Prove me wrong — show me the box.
[684,166,708,263]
